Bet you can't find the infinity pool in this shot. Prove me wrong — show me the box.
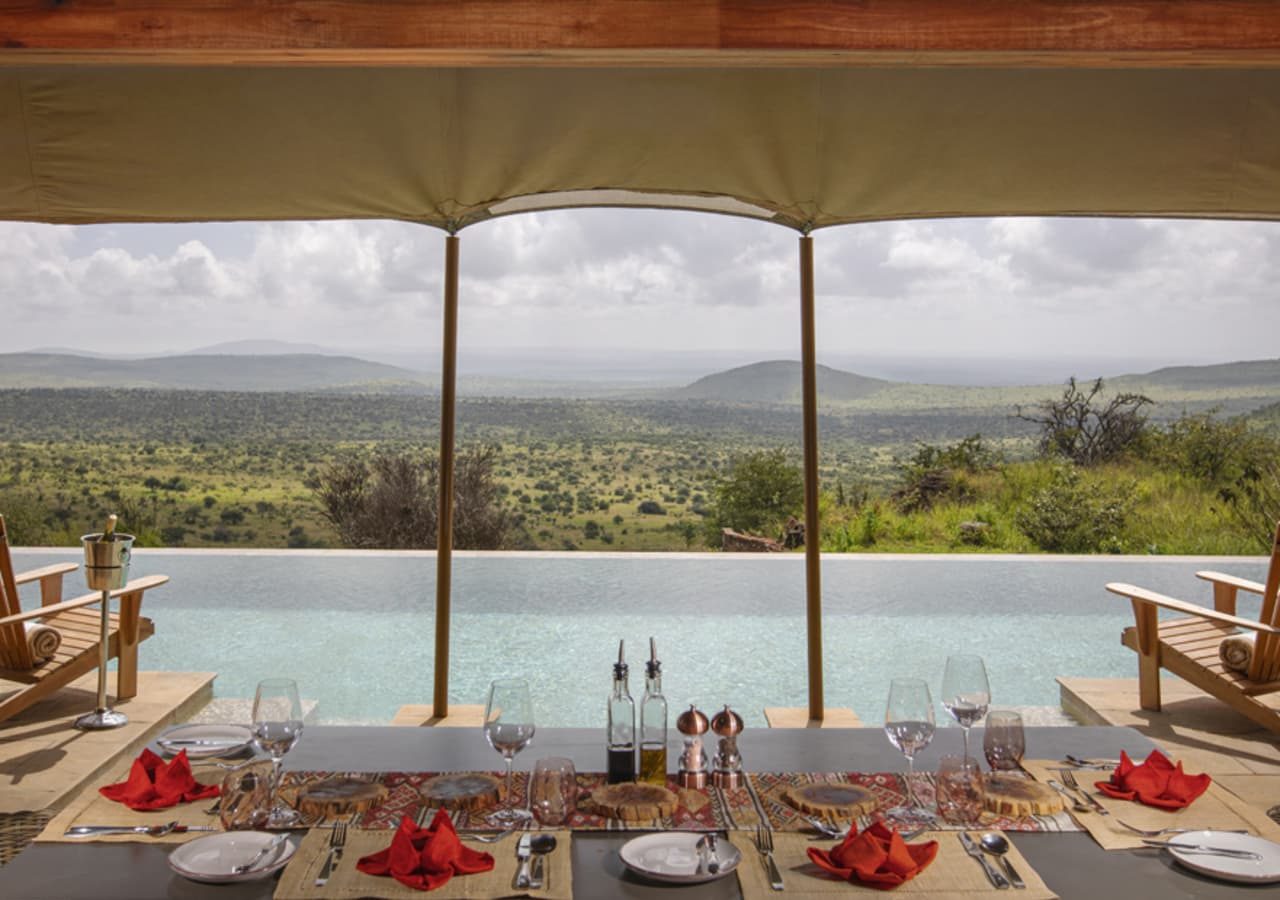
[11,550,1266,729]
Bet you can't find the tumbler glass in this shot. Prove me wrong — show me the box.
[529,757,577,826]
[936,755,984,825]
[982,710,1026,772]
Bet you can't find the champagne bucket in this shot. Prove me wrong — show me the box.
[81,533,134,591]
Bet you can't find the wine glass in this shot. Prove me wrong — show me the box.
[251,678,304,828]
[941,655,990,759]
[484,678,536,825]
[884,677,935,820]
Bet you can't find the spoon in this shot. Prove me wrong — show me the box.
[231,833,289,874]
[979,833,1025,889]
[695,833,722,875]
[530,834,557,889]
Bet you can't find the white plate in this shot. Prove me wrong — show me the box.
[1165,831,1280,884]
[156,724,254,759]
[168,831,295,884]
[619,832,741,885]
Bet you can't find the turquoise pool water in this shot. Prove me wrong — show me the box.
[11,550,1266,729]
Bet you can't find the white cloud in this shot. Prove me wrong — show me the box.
[2,213,1280,372]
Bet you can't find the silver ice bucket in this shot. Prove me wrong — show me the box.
[81,533,134,591]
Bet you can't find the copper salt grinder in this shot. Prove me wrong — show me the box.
[710,705,745,790]
[676,705,710,789]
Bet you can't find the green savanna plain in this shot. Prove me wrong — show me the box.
[1,378,1277,555]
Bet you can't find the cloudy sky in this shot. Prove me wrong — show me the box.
[3,212,1279,383]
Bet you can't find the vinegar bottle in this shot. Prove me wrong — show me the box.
[606,639,636,783]
[639,637,668,785]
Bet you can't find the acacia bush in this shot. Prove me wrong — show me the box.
[1016,377,1153,466]
[311,445,512,549]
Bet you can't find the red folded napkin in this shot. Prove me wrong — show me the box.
[1095,749,1211,810]
[98,748,220,811]
[807,822,938,890]
[357,810,495,892]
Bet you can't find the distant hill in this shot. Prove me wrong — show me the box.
[182,339,340,356]
[0,352,432,392]
[674,360,891,404]
[1112,358,1280,392]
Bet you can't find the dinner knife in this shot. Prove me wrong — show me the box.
[958,833,1010,890]
[64,825,218,837]
[158,738,243,747]
[1141,839,1262,860]
[513,834,533,890]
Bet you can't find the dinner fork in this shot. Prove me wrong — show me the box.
[1059,769,1109,816]
[755,825,784,891]
[314,821,347,887]
[1116,820,1249,839]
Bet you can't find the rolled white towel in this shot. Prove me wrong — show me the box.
[23,620,62,660]
[22,621,61,660]
[1219,632,1255,674]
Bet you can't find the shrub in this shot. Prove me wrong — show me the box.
[1014,465,1135,553]
[705,449,804,540]
[310,444,512,550]
[892,435,998,513]
[1016,377,1153,466]
[637,500,666,515]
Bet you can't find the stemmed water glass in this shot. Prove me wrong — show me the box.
[484,678,536,825]
[941,655,990,760]
[884,678,936,820]
[251,678,305,828]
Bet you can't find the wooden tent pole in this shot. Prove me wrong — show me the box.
[433,234,460,719]
[799,234,824,721]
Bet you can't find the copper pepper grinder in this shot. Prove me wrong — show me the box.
[676,705,710,788]
[710,705,745,790]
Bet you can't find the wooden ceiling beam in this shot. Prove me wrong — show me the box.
[2,1,1280,67]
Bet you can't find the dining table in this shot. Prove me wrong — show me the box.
[0,723,1268,899]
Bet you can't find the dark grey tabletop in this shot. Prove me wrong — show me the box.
[0,725,1270,898]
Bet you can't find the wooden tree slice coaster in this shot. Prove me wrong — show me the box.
[418,773,502,812]
[783,783,878,818]
[982,775,1064,817]
[295,777,389,821]
[587,783,679,821]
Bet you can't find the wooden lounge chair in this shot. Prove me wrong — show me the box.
[1107,522,1280,733]
[0,514,168,723]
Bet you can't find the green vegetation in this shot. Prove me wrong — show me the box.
[3,359,1280,553]
[703,449,805,541]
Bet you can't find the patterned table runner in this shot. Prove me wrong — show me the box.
[1020,759,1280,850]
[273,828,572,900]
[730,830,1058,899]
[283,771,1079,834]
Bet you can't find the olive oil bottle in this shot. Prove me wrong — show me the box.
[638,637,668,785]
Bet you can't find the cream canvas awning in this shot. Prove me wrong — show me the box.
[4,65,1280,231]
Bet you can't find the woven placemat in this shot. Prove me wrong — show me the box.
[731,830,1057,899]
[1021,759,1280,851]
[274,827,572,900]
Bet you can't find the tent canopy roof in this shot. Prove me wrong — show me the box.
[4,1,1280,231]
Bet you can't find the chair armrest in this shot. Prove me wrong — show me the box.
[1195,571,1266,595]
[13,562,78,586]
[0,574,169,627]
[1107,583,1280,635]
